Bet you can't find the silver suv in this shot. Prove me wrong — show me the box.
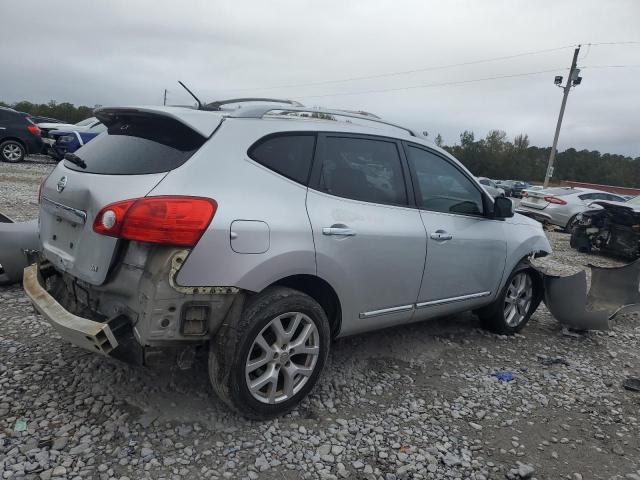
[25,101,551,418]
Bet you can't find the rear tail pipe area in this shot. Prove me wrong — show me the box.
[533,259,640,331]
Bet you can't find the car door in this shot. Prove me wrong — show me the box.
[306,133,427,336]
[403,143,507,321]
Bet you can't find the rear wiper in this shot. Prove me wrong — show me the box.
[64,153,87,169]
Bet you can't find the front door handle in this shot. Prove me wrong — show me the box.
[430,230,453,241]
[323,227,356,237]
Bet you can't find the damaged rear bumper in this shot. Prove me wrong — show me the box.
[23,263,119,355]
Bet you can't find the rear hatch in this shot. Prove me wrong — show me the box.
[39,107,222,285]
[521,187,574,210]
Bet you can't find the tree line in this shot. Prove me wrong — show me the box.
[438,130,640,187]
[1,100,97,124]
[3,100,638,187]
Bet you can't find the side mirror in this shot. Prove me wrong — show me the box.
[493,196,514,218]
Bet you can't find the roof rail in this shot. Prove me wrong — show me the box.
[204,98,304,111]
[337,109,381,119]
[230,105,417,137]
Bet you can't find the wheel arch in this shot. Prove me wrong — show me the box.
[262,274,342,338]
[1,137,27,149]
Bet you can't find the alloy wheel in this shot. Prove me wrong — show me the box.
[245,312,320,404]
[504,272,533,327]
[2,143,22,162]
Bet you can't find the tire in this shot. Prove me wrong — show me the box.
[565,215,579,233]
[209,286,330,419]
[476,263,542,334]
[0,140,26,163]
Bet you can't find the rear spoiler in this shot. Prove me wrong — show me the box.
[94,106,225,138]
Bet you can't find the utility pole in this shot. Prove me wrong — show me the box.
[163,89,167,106]
[543,45,582,188]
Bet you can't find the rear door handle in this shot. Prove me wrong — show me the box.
[430,230,453,241]
[323,227,356,236]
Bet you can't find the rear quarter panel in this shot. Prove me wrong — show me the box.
[150,119,317,291]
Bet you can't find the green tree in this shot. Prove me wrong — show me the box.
[514,133,530,150]
[434,133,443,147]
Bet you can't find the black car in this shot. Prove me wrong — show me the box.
[0,107,44,163]
[19,112,64,124]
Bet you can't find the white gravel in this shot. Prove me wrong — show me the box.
[1,159,640,479]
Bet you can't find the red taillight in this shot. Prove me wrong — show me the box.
[544,195,567,205]
[38,173,52,203]
[93,196,217,247]
[27,125,41,136]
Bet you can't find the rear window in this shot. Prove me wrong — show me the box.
[64,115,206,175]
[543,187,576,196]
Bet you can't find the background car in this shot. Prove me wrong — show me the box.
[19,112,64,124]
[502,180,528,198]
[477,177,505,197]
[0,106,43,162]
[494,179,513,196]
[38,116,101,154]
[571,195,640,258]
[48,121,106,159]
[516,186,627,230]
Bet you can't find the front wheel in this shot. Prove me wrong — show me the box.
[566,215,580,232]
[209,287,330,419]
[476,264,541,334]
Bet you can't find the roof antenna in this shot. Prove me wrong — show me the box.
[178,80,203,110]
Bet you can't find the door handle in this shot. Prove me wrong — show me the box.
[430,230,453,241]
[323,227,356,236]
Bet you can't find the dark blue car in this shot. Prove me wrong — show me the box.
[49,122,106,160]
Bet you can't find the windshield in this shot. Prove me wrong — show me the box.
[625,196,640,206]
[75,117,97,127]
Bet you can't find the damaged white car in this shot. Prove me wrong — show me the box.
[24,100,551,418]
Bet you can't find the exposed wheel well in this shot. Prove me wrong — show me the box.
[268,275,341,338]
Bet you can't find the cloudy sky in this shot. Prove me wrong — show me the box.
[2,0,639,156]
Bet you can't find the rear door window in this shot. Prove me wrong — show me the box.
[316,136,408,206]
[248,133,316,184]
[64,114,207,175]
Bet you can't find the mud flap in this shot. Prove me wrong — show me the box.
[538,259,640,331]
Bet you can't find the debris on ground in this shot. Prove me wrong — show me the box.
[623,377,640,392]
[493,371,514,382]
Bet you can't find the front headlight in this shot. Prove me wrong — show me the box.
[58,135,76,143]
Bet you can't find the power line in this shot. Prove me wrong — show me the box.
[584,41,640,46]
[291,68,569,99]
[582,64,640,69]
[218,45,576,94]
[215,41,640,95]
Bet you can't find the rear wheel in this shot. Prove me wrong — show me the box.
[209,287,330,419]
[0,140,25,163]
[477,264,541,334]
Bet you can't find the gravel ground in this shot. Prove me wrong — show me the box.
[2,159,640,480]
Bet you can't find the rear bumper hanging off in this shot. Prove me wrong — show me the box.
[23,263,119,355]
